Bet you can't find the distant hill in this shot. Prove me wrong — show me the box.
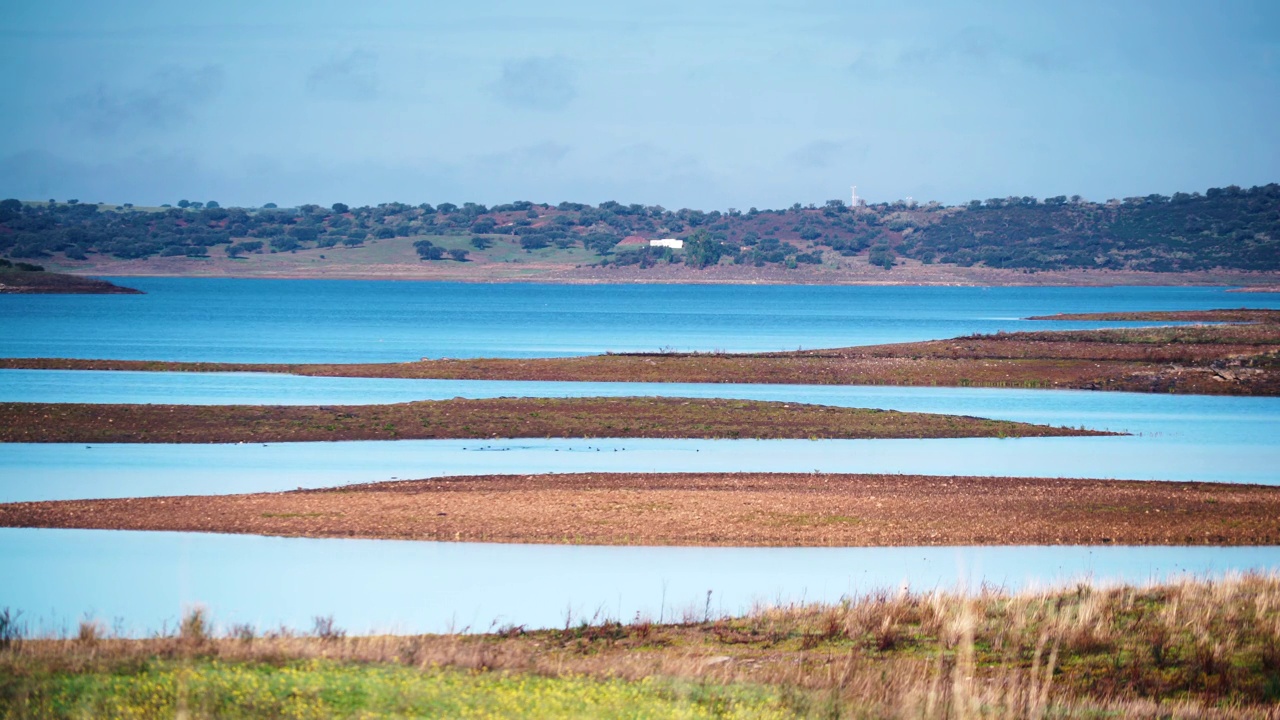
[1,185,1276,275]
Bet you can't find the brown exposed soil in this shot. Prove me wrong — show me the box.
[0,397,1104,444]
[4,473,1277,546]
[6,309,1278,395]
[1027,309,1280,323]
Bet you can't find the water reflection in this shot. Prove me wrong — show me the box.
[3,528,1275,637]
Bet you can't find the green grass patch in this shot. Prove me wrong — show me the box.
[3,658,793,719]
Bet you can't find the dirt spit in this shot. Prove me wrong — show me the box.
[0,397,1109,444]
[6,473,1278,547]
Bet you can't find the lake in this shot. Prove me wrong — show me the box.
[2,280,1278,362]
[2,280,1278,633]
[3,528,1277,637]
[2,379,1278,501]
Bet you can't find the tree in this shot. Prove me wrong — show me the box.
[227,240,263,257]
[262,202,278,209]
[583,232,620,254]
[869,245,895,270]
[178,200,191,208]
[683,230,726,269]
[448,248,469,262]
[206,201,220,209]
[331,203,349,214]
[414,239,444,260]
[469,236,493,250]
[520,235,549,251]
[288,226,319,242]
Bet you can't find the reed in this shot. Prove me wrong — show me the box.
[3,575,1279,717]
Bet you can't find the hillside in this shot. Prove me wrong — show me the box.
[1,185,1277,283]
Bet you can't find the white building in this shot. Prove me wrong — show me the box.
[650,238,684,249]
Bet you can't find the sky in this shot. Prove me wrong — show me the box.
[1,0,1278,210]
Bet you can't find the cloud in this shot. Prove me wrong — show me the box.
[786,139,869,170]
[788,140,845,168]
[60,65,223,137]
[493,56,576,111]
[306,50,378,101]
[0,150,462,209]
[850,27,1066,77]
[481,141,572,169]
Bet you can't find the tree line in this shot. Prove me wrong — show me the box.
[0,184,1277,272]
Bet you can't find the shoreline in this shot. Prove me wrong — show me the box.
[42,254,1280,287]
[4,472,1276,547]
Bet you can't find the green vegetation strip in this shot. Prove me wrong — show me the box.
[0,659,789,720]
[0,397,1108,443]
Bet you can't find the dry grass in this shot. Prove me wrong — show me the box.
[3,576,1280,717]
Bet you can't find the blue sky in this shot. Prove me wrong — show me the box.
[2,0,1277,209]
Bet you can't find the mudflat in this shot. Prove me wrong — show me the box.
[6,472,1277,546]
[0,396,1106,444]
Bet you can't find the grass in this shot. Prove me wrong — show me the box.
[40,234,611,280]
[1,659,792,719]
[3,576,1279,718]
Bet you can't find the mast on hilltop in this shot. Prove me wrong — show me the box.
[850,185,866,209]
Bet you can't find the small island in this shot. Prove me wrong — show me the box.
[3,472,1275,547]
[0,396,1110,444]
[0,259,140,294]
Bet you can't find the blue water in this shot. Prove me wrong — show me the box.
[2,280,1277,362]
[6,435,1277,503]
[3,379,1277,501]
[3,281,1279,634]
[2,370,1275,440]
[3,528,1276,636]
